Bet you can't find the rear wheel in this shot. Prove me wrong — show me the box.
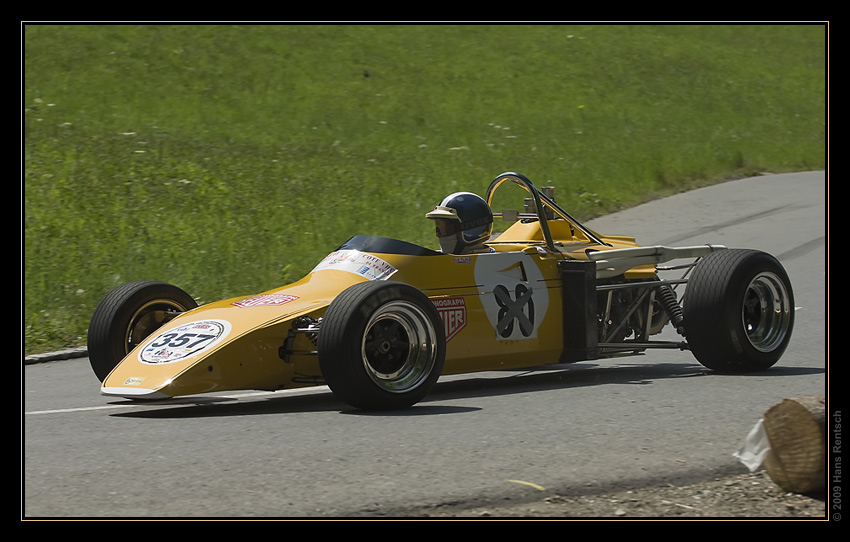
[318,281,446,410]
[684,249,794,372]
[87,281,198,381]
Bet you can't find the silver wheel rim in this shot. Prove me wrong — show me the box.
[361,301,438,393]
[742,271,792,352]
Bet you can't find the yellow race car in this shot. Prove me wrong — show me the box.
[87,172,795,410]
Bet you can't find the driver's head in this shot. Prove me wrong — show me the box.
[426,192,493,254]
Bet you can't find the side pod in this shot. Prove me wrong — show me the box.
[560,259,598,362]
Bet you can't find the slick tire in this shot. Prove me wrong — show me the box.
[318,281,446,410]
[87,281,198,382]
[684,249,794,372]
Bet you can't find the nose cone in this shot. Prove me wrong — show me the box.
[100,307,297,400]
[98,271,364,400]
[101,316,235,399]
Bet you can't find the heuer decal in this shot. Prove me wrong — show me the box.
[232,293,299,307]
[432,296,467,341]
[139,319,232,364]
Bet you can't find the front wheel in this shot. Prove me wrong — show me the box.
[684,249,794,372]
[318,281,446,410]
[87,281,198,381]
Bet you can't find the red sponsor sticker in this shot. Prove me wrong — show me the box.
[232,294,299,308]
[432,297,467,341]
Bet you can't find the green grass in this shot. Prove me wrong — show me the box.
[23,23,826,354]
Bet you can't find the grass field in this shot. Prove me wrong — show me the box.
[23,24,826,354]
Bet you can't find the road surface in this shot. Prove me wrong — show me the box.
[23,171,827,518]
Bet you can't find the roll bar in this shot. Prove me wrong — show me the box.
[484,171,612,251]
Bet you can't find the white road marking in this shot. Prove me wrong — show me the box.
[24,387,329,416]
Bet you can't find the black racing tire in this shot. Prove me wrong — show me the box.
[683,249,794,372]
[87,281,198,382]
[318,281,446,410]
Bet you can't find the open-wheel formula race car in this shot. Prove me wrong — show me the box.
[88,172,795,410]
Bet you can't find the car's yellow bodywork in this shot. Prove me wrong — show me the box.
[100,210,650,401]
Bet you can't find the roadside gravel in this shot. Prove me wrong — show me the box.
[408,470,826,519]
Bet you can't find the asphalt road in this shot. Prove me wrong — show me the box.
[23,171,827,518]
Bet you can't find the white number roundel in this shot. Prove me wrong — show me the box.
[474,252,549,340]
[139,319,232,364]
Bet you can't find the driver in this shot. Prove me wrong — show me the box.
[425,192,494,254]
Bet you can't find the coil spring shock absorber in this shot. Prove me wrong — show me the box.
[657,285,685,335]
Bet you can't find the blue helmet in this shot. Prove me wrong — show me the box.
[425,192,493,254]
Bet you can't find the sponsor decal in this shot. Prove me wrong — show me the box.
[311,249,397,281]
[139,319,232,364]
[432,296,467,341]
[232,293,299,308]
